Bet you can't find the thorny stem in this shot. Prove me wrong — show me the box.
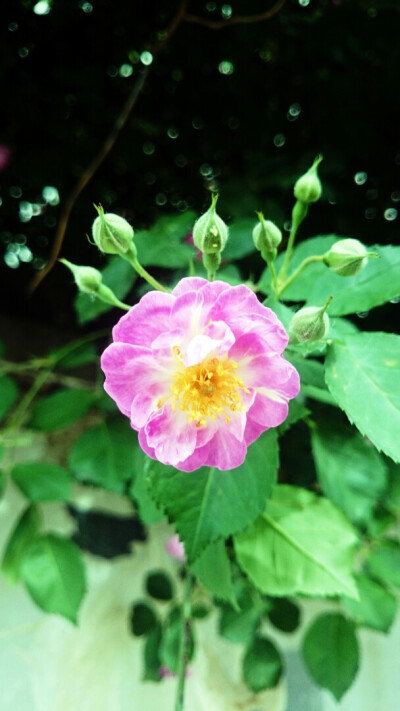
[28,0,287,295]
[174,574,193,711]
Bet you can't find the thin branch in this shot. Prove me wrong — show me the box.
[184,0,287,30]
[28,0,189,294]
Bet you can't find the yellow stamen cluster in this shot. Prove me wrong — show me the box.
[171,353,249,427]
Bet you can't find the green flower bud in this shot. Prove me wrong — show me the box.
[294,155,323,204]
[92,204,135,256]
[253,213,282,258]
[193,194,228,255]
[289,299,331,344]
[323,238,373,277]
[60,259,102,294]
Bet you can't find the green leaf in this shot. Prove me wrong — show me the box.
[342,573,397,633]
[129,451,164,525]
[305,244,400,316]
[146,571,174,601]
[278,398,310,434]
[134,212,196,268]
[234,485,358,598]
[69,417,135,493]
[11,462,71,502]
[29,388,96,431]
[1,505,41,584]
[149,429,279,564]
[223,218,257,261]
[268,598,301,633]
[242,637,283,693]
[365,540,400,588]
[0,469,4,499]
[325,331,400,463]
[302,613,359,700]
[311,421,388,525]
[219,593,262,644]
[287,354,337,406]
[143,624,162,681]
[75,257,136,325]
[159,606,195,674]
[191,539,236,605]
[54,343,98,368]
[20,534,86,623]
[130,601,158,636]
[0,374,19,422]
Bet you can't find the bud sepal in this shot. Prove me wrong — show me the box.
[60,259,130,311]
[92,205,136,257]
[253,212,282,261]
[294,155,323,204]
[192,194,228,257]
[289,297,332,344]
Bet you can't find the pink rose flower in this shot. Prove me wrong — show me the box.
[101,278,299,472]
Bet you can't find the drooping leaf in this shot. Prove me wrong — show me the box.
[75,257,137,324]
[149,429,279,563]
[159,606,195,674]
[242,637,283,693]
[11,461,71,502]
[219,591,262,644]
[129,451,164,525]
[268,597,301,633]
[29,388,96,431]
[20,534,86,623]
[143,624,162,681]
[342,573,397,633]
[0,374,19,422]
[134,212,196,268]
[146,571,174,601]
[302,613,359,700]
[69,417,135,493]
[130,601,158,637]
[54,342,98,368]
[1,505,41,584]
[191,539,236,605]
[287,354,337,406]
[311,420,388,525]
[325,331,400,463]
[234,485,358,598]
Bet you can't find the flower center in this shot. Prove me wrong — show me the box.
[170,350,249,426]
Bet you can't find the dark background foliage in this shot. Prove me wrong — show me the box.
[0,0,399,337]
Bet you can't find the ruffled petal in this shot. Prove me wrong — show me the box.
[112,291,175,347]
[144,404,197,466]
[184,321,235,366]
[204,429,248,470]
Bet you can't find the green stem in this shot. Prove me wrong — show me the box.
[277,254,324,298]
[174,574,193,711]
[122,249,170,292]
[278,200,308,284]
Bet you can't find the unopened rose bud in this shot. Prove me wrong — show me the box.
[192,194,228,256]
[92,204,136,257]
[289,299,331,344]
[323,238,375,277]
[294,155,323,204]
[60,259,102,294]
[253,213,282,260]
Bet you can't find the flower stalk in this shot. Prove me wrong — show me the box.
[174,573,193,711]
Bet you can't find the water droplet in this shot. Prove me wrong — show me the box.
[43,216,56,228]
[354,171,367,185]
[128,50,140,64]
[78,1,93,13]
[10,186,22,198]
[140,51,153,66]
[155,193,167,206]
[119,63,133,77]
[221,4,232,19]
[42,185,60,205]
[365,207,377,220]
[298,0,310,6]
[206,2,217,11]
[142,141,155,156]
[8,22,19,32]
[33,257,46,270]
[366,188,378,200]
[391,190,400,202]
[33,1,52,16]
[175,154,187,168]
[145,172,156,185]
[356,310,370,319]
[19,245,33,263]
[384,207,398,221]
[389,296,400,304]
[107,65,118,78]
[227,116,240,130]
[0,197,2,207]
[4,251,19,269]
[199,163,213,177]
[259,49,272,62]
[1,232,12,244]
[19,201,33,222]
[167,127,179,140]
[273,133,286,148]
[15,234,27,245]
[289,102,301,117]
[284,220,292,232]
[18,46,29,59]
[367,7,377,18]
[31,203,42,216]
[218,61,234,75]
[192,117,204,130]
